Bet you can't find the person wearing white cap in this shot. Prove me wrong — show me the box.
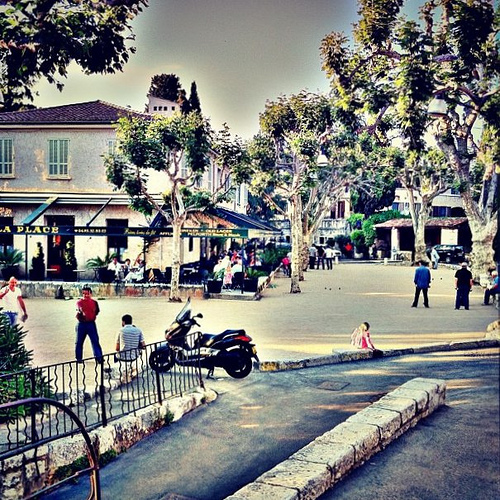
[483,270,499,305]
[454,262,473,310]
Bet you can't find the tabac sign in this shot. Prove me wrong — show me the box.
[0,225,249,238]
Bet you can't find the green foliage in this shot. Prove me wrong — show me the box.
[85,254,114,270]
[347,213,365,227]
[0,248,24,268]
[164,409,175,426]
[0,315,35,423]
[106,111,211,219]
[258,247,288,268]
[64,241,77,270]
[362,210,409,247]
[320,0,499,263]
[245,267,268,278]
[189,81,202,113]
[0,315,32,371]
[149,74,182,102]
[350,229,366,251]
[0,0,147,111]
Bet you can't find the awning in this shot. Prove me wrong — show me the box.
[20,196,58,225]
[149,206,280,238]
[208,207,280,238]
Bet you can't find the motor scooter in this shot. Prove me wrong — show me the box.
[149,298,259,378]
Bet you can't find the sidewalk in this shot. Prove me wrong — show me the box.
[23,263,498,367]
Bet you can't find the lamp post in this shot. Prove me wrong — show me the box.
[427,94,448,118]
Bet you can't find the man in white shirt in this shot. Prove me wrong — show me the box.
[0,277,28,326]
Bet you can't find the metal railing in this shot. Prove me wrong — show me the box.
[0,397,101,499]
[0,339,203,460]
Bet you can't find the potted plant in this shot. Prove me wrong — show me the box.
[206,268,224,294]
[0,248,24,280]
[244,267,268,293]
[30,242,45,281]
[86,254,115,283]
[62,241,78,281]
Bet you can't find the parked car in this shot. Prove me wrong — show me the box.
[433,244,465,263]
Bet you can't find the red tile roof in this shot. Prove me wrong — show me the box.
[375,217,468,228]
[0,100,147,124]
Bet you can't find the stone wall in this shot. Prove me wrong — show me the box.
[18,281,205,300]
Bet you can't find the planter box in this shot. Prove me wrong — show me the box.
[243,278,259,293]
[206,279,223,294]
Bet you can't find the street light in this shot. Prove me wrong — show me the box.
[427,94,448,118]
[317,153,329,167]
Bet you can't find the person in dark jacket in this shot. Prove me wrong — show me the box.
[411,260,431,308]
[454,262,473,310]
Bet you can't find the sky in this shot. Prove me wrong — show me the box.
[33,0,360,139]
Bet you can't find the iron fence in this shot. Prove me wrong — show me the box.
[0,339,203,460]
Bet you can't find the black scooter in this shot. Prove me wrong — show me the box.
[149,298,259,378]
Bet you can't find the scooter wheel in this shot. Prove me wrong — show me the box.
[224,349,253,379]
[149,350,174,373]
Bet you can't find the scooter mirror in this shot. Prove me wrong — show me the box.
[196,313,203,319]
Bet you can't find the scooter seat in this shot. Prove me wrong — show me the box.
[201,329,247,347]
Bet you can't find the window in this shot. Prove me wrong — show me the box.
[108,139,118,155]
[48,139,69,177]
[0,139,13,176]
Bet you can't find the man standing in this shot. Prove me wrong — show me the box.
[115,314,145,361]
[324,246,334,270]
[454,262,473,310]
[75,286,103,362]
[0,277,28,326]
[411,260,431,308]
[308,245,317,269]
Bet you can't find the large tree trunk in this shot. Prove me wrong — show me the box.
[169,217,184,302]
[436,133,498,279]
[405,186,429,263]
[289,194,301,293]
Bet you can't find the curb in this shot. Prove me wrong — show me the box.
[225,377,446,500]
[256,338,500,372]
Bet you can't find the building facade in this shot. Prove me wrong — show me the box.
[0,100,248,280]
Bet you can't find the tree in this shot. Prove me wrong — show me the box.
[148,73,183,102]
[189,81,201,112]
[106,111,211,301]
[106,115,244,301]
[247,91,333,293]
[321,0,499,277]
[0,0,147,111]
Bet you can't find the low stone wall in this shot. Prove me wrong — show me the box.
[0,387,216,499]
[226,377,446,499]
[18,281,205,300]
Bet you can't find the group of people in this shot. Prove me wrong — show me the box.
[308,244,339,270]
[410,259,499,310]
[75,285,145,364]
[107,256,145,283]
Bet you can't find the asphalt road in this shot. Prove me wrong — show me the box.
[43,347,499,500]
[21,263,498,366]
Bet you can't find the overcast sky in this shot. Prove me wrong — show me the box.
[33,0,360,139]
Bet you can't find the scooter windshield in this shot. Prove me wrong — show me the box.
[175,298,192,323]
